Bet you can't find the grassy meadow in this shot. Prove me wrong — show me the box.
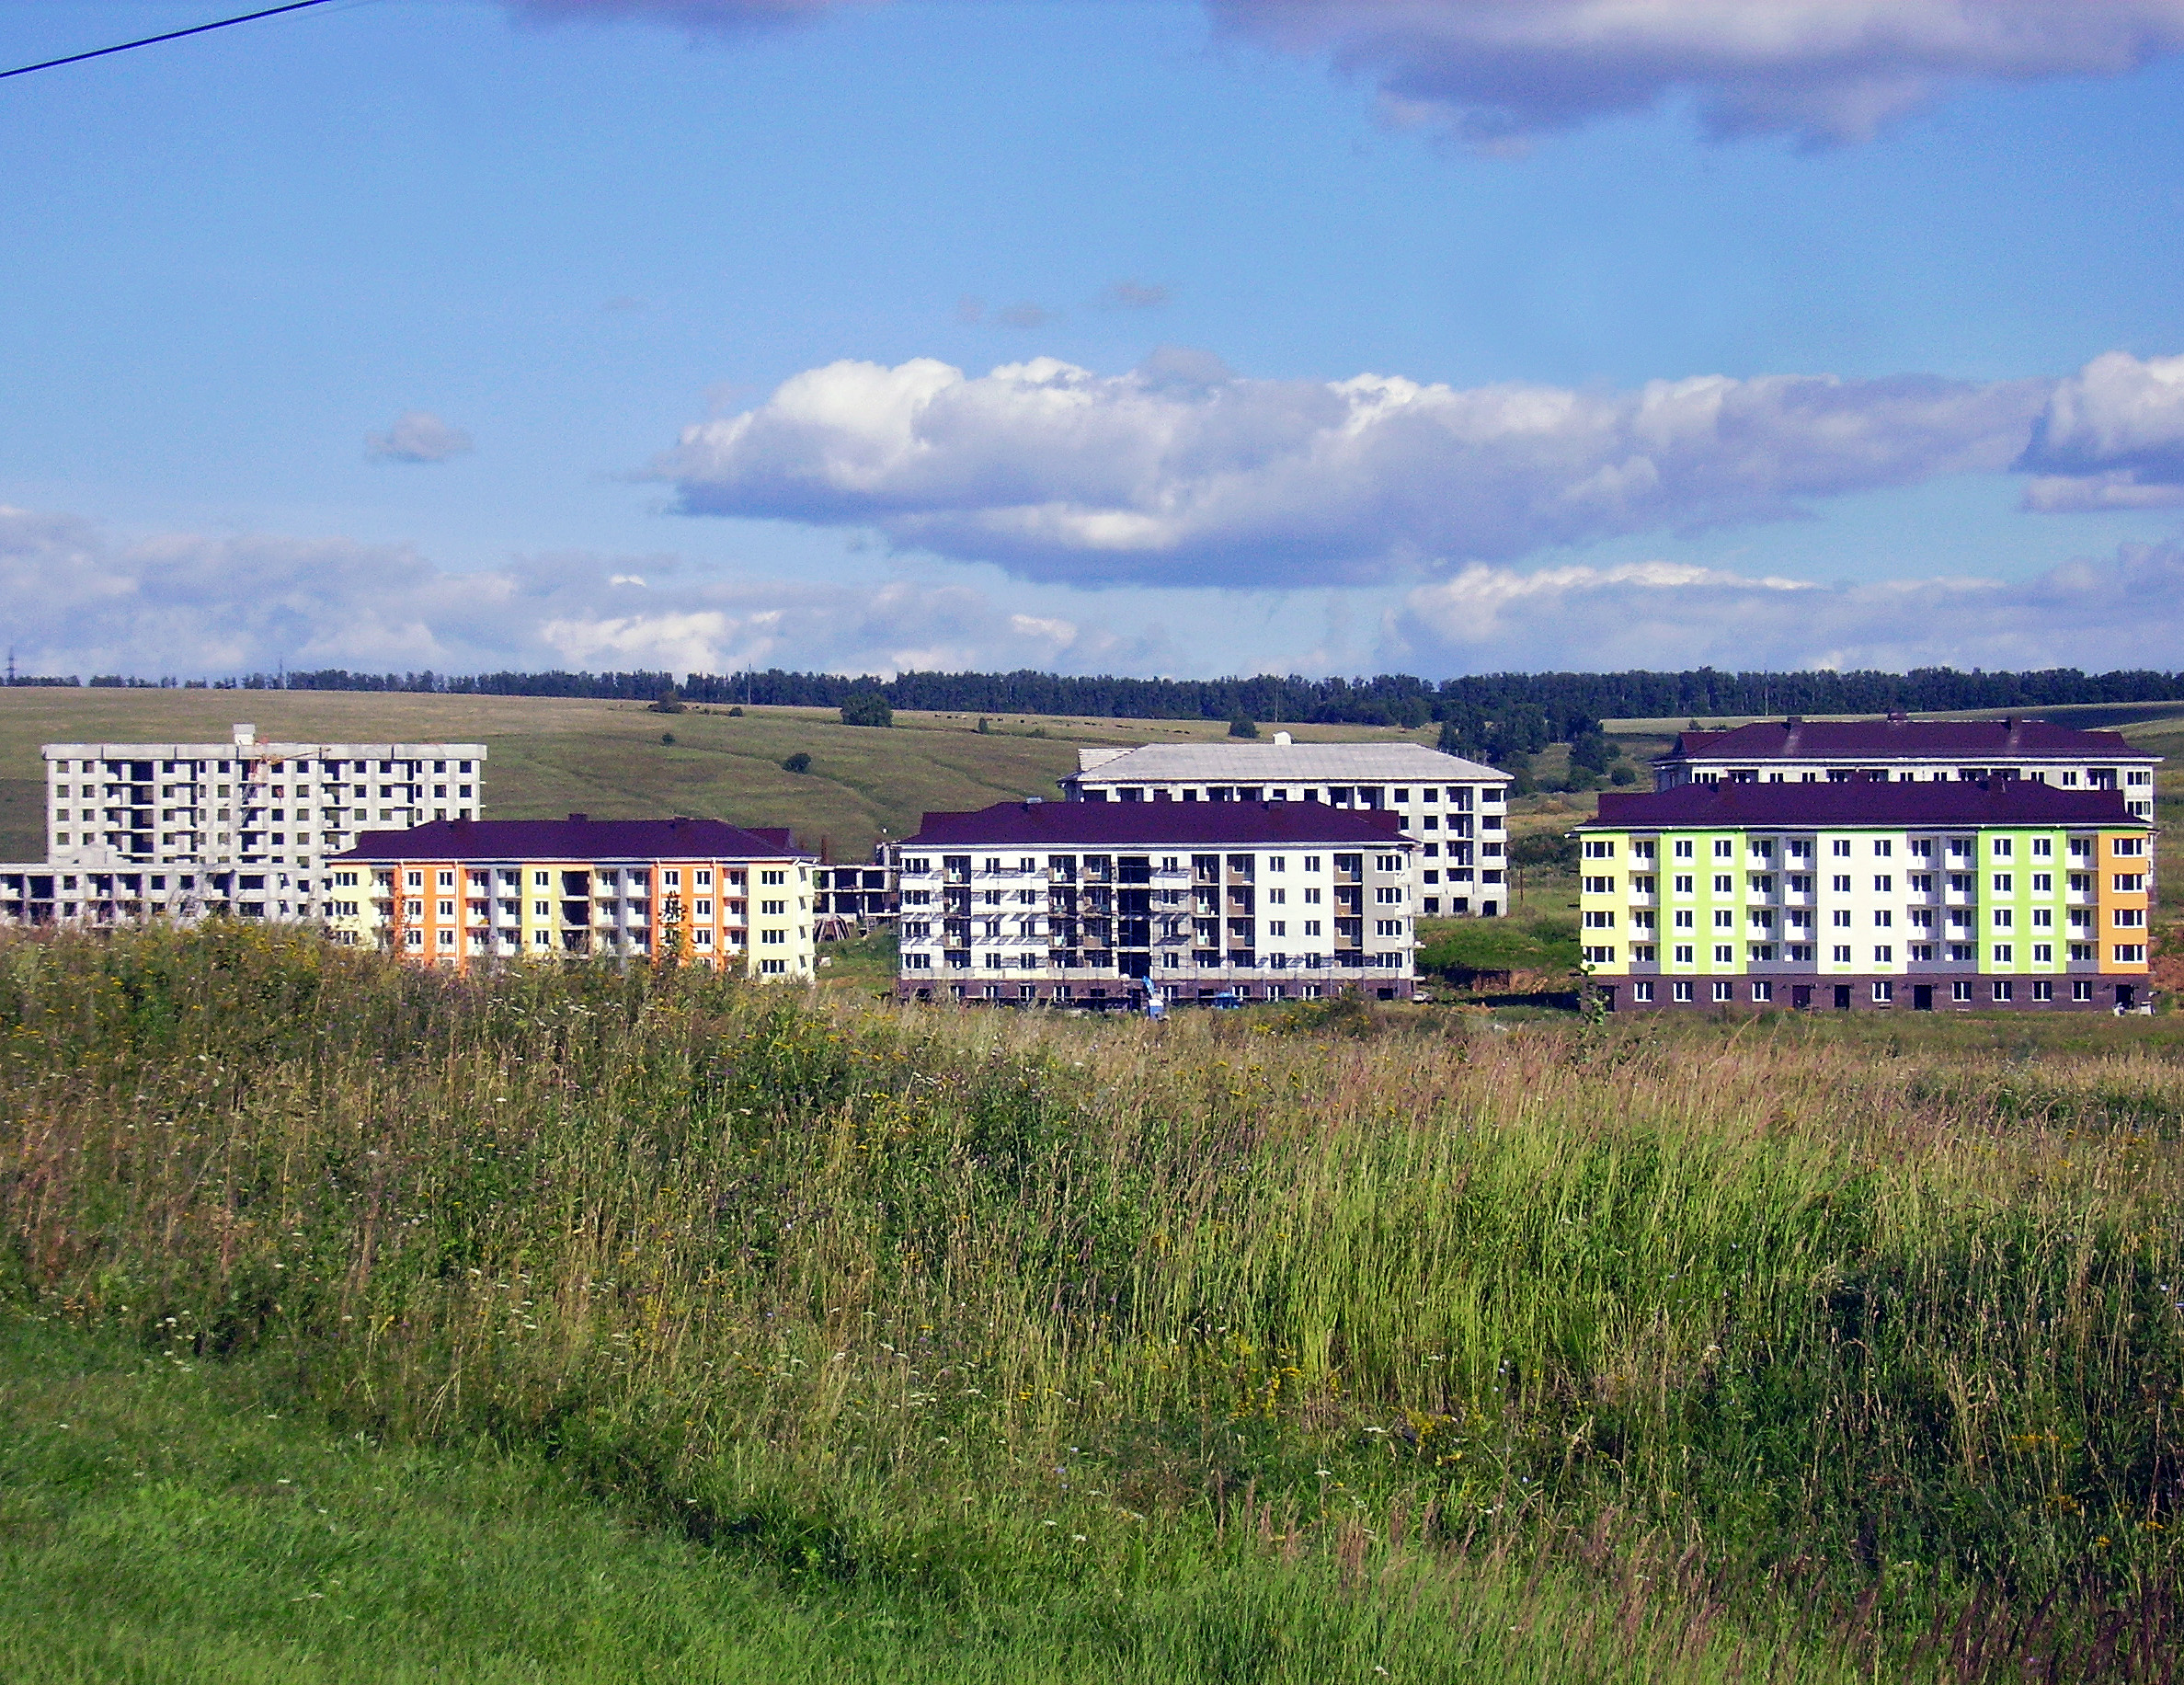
[6,926,2184,1679]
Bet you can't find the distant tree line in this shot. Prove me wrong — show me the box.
[7,664,2180,762]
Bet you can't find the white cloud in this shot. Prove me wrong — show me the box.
[1211,1,2184,146]
[657,351,2046,585]
[2016,350,2184,510]
[0,506,1155,680]
[365,411,475,464]
[1387,541,2184,672]
[498,3,2184,149]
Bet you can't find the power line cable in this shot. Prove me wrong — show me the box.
[2,0,341,83]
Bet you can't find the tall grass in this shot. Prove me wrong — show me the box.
[3,925,2181,1677]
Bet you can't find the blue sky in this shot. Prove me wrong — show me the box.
[6,0,2184,680]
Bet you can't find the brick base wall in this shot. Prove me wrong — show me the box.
[1595,974,2144,1013]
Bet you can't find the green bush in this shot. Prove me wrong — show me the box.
[840,692,893,728]
[782,751,812,774]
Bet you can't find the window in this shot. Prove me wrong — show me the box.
[1633,981,1654,1003]
[1951,980,1973,1002]
[1673,875,1695,895]
[2073,980,2094,1001]
[1674,911,1694,930]
[1993,945,2013,964]
[2032,944,2053,964]
[1872,981,1893,1003]
[1873,946,1892,963]
[760,958,787,975]
[1583,911,1616,928]
[1672,981,1694,1003]
[2115,907,2146,928]
[1582,875,1616,894]
[2114,944,2147,964]
[760,929,786,945]
[1583,840,1616,858]
[2032,837,2053,858]
[1674,840,1694,859]
[1832,875,1852,893]
[1709,839,1730,859]
[1831,910,1852,928]
[2030,873,2053,893]
[1993,980,2015,1002]
[1673,945,1694,964]
[1713,944,1734,964]
[1583,945,1617,965]
[1992,908,2013,930]
[1831,945,1852,964]
[1831,840,1851,857]
[2113,874,2146,892]
[2114,836,2145,856]
[1711,980,1733,1002]
[1872,910,1892,928]
[1712,874,1732,894]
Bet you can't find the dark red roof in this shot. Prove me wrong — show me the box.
[901,801,1409,849]
[1660,716,2141,763]
[333,816,808,862]
[1583,779,2141,831]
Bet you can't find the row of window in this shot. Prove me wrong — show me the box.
[903,950,1407,970]
[1590,871,2144,898]
[904,918,1407,939]
[902,853,1401,877]
[1584,835,2140,862]
[1092,784,1502,806]
[1589,907,2136,932]
[51,757,477,775]
[1586,942,2144,967]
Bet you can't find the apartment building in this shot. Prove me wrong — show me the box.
[1654,716,2158,818]
[326,816,816,979]
[33,723,486,922]
[1573,779,2155,1013]
[813,860,898,934]
[1061,736,1509,915]
[895,800,1418,1005]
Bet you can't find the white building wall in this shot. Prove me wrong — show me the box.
[39,725,486,921]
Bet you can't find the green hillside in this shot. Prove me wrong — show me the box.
[0,691,1463,864]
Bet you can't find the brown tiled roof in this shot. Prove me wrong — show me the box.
[333,816,807,862]
[1659,716,2142,762]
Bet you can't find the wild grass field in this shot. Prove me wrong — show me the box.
[4,926,2183,1680]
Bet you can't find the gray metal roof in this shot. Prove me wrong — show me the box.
[1069,741,1503,785]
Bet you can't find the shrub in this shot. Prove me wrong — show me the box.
[840,692,893,728]
[650,687,686,715]
[660,731,677,746]
[782,751,812,774]
[1228,716,1259,739]
[1509,831,1578,871]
